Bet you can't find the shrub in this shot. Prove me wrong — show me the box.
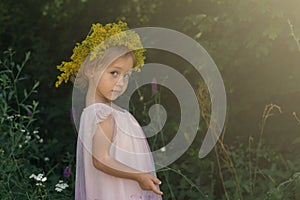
[0,50,73,199]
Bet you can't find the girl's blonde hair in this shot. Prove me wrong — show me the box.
[74,45,136,91]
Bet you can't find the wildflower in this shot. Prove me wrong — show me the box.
[27,112,33,117]
[29,173,47,186]
[160,146,166,152]
[39,138,43,143]
[44,157,50,161]
[151,78,158,93]
[30,173,47,182]
[55,180,69,192]
[64,166,71,178]
[55,21,146,87]
[21,129,26,133]
[139,96,144,101]
[33,130,39,134]
[7,116,14,120]
[25,135,31,143]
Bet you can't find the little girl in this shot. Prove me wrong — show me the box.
[56,22,163,200]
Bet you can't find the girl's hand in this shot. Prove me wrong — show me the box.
[136,173,163,195]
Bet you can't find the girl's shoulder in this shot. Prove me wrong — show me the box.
[82,103,113,123]
[82,103,130,123]
[81,103,144,138]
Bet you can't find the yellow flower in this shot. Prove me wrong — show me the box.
[55,20,146,87]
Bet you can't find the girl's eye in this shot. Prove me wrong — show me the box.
[123,73,131,79]
[110,71,131,79]
[111,71,119,76]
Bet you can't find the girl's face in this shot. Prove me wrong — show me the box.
[92,54,134,103]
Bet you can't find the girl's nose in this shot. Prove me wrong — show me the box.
[116,76,126,86]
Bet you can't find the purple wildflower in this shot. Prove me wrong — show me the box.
[63,166,71,178]
[151,78,158,93]
[27,112,33,117]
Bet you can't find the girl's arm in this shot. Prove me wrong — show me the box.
[92,114,163,196]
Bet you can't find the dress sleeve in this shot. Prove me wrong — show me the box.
[95,104,114,124]
[78,104,114,154]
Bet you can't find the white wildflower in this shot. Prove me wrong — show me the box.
[55,180,69,193]
[55,187,63,192]
[160,146,166,152]
[36,173,44,181]
[29,174,36,179]
[41,177,47,182]
[139,96,144,101]
[7,116,14,120]
[29,173,47,184]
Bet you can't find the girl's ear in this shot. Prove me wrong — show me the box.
[84,67,94,79]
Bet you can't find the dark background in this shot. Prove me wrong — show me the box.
[1,0,299,198]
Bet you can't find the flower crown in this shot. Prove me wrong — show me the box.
[55,21,146,88]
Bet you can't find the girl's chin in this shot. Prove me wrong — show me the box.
[111,91,122,98]
[108,94,120,101]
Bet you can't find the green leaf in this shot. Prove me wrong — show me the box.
[23,89,28,98]
[32,81,40,90]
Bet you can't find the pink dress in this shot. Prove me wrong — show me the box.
[75,103,162,200]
